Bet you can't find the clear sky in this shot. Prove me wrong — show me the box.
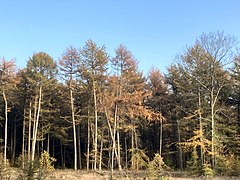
[0,0,240,74]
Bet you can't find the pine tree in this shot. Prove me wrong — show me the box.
[0,58,17,166]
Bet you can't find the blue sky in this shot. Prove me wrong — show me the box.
[0,0,240,74]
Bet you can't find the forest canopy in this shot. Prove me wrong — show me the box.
[1,31,240,177]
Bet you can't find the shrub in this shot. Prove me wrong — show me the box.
[130,148,149,171]
[0,153,11,179]
[17,151,56,180]
[147,153,169,179]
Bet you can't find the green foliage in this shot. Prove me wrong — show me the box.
[17,151,56,180]
[202,163,214,177]
[215,153,240,176]
[185,149,203,176]
[147,153,169,179]
[39,151,56,173]
[130,148,149,171]
[231,157,240,176]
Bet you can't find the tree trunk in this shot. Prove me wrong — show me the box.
[159,118,163,156]
[12,117,16,163]
[22,108,26,168]
[31,85,42,161]
[211,91,215,168]
[131,127,134,168]
[52,137,55,158]
[177,120,183,170]
[70,82,77,170]
[125,137,128,169]
[78,125,82,169]
[87,104,90,170]
[99,130,104,171]
[117,124,122,170]
[104,107,119,175]
[60,141,66,168]
[198,88,204,166]
[93,81,98,170]
[28,100,32,162]
[47,133,50,153]
[3,87,8,166]
[114,103,122,170]
[41,126,44,153]
[91,124,95,170]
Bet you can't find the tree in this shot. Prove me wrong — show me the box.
[59,46,81,170]
[0,58,17,166]
[147,67,167,157]
[26,52,57,162]
[110,45,155,171]
[80,40,109,170]
[195,31,237,169]
[167,31,238,173]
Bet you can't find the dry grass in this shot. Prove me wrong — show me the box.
[4,168,240,180]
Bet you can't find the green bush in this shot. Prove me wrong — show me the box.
[17,151,56,180]
[186,149,203,176]
[130,148,149,171]
[202,163,214,177]
[147,153,169,179]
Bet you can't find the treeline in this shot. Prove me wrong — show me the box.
[1,31,240,176]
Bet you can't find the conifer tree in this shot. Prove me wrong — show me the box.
[80,40,109,170]
[0,58,17,166]
[59,46,81,170]
[25,52,57,162]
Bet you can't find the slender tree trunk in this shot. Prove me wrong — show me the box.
[134,125,138,150]
[198,88,204,166]
[131,126,134,168]
[117,125,122,170]
[47,133,50,153]
[52,137,55,158]
[12,117,16,163]
[112,105,117,172]
[177,120,183,170]
[104,107,119,175]
[47,98,51,153]
[117,69,123,171]
[31,85,42,161]
[210,64,218,169]
[70,82,77,170]
[211,91,215,168]
[93,81,98,170]
[87,104,90,170]
[125,137,128,169]
[22,108,26,168]
[60,141,65,168]
[28,100,32,162]
[91,124,95,170]
[11,128,13,161]
[114,103,122,170]
[32,95,38,144]
[63,145,66,168]
[3,87,8,166]
[41,126,44,153]
[159,118,163,156]
[78,125,82,169]
[134,125,139,171]
[99,130,104,171]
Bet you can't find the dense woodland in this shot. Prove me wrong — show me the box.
[1,31,240,176]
